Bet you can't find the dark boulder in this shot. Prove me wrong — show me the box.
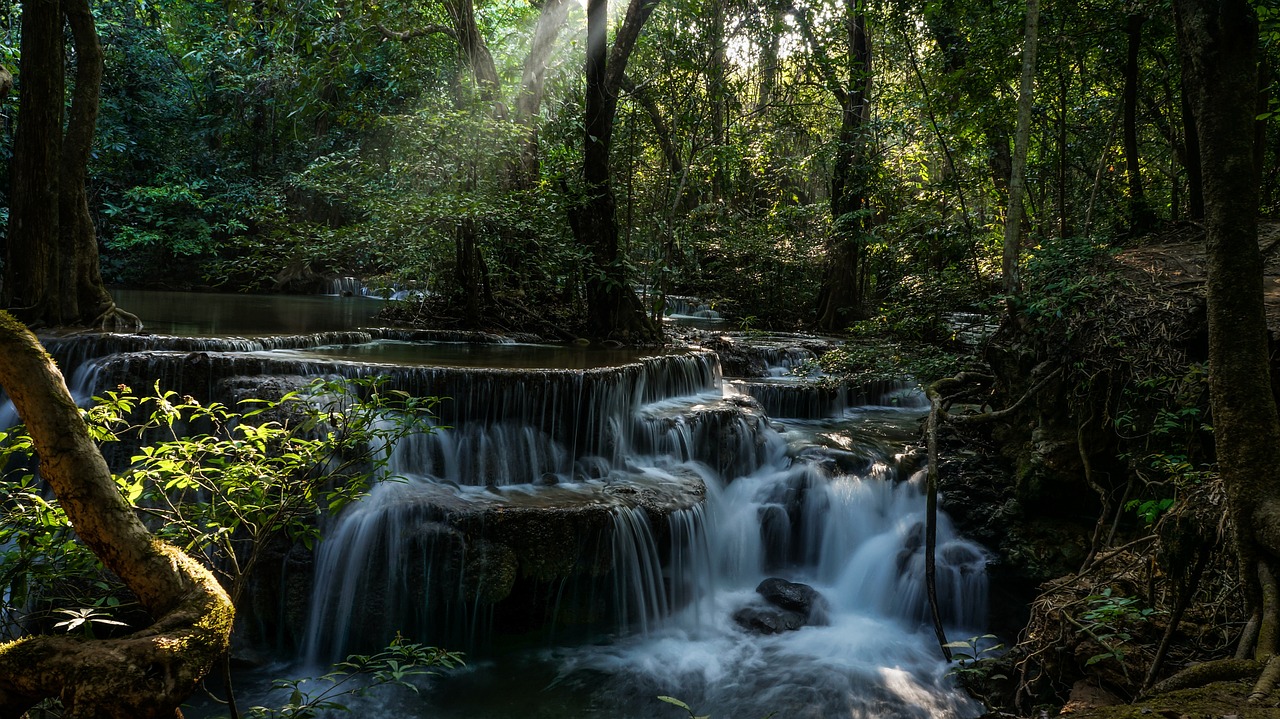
[732,606,807,635]
[733,578,830,634]
[757,577,829,622]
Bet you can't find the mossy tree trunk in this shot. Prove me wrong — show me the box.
[1175,0,1280,660]
[0,314,233,718]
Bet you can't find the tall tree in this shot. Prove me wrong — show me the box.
[4,0,136,329]
[1175,0,1280,665]
[0,314,233,716]
[377,0,573,324]
[574,0,661,341]
[798,0,874,331]
[1002,0,1038,296]
[1122,11,1155,234]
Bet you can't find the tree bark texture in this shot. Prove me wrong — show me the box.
[0,314,234,717]
[444,0,502,109]
[577,0,659,341]
[813,0,872,332]
[4,0,63,323]
[1002,0,1038,297]
[511,0,572,186]
[1175,0,1280,658]
[4,0,118,328]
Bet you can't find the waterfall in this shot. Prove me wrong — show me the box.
[0,317,987,718]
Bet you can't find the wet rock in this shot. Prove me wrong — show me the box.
[733,578,831,634]
[756,577,828,617]
[732,605,807,634]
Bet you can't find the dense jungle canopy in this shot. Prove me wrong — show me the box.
[5,0,1276,334]
[5,0,1280,716]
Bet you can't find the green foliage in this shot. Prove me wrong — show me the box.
[942,634,1007,683]
[815,339,963,389]
[656,695,774,719]
[0,377,437,635]
[1015,236,1114,335]
[1076,589,1161,672]
[245,635,464,719]
[92,378,433,594]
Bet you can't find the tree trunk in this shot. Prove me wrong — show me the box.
[756,0,785,114]
[444,0,502,109]
[1123,13,1155,235]
[4,0,63,324]
[0,314,233,717]
[4,0,127,329]
[1175,4,1205,220]
[575,0,660,342]
[708,0,727,201]
[511,0,571,187]
[62,0,114,323]
[811,0,872,332]
[1003,0,1038,297]
[1175,0,1280,659]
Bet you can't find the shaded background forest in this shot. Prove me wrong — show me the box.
[4,0,1273,333]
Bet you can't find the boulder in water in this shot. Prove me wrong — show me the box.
[756,577,829,622]
[732,605,807,634]
[733,578,830,634]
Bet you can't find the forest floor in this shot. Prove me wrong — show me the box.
[1112,219,1280,332]
[967,221,1280,719]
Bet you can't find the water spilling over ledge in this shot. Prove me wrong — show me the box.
[6,302,988,718]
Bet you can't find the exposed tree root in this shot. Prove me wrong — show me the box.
[1257,561,1279,660]
[0,313,232,717]
[1143,548,1209,692]
[1144,658,1262,697]
[92,302,143,332]
[1250,653,1280,702]
[923,361,1060,661]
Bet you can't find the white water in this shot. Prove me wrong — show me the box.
[0,328,987,718]
[296,350,986,718]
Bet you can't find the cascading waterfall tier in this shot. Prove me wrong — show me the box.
[5,324,988,718]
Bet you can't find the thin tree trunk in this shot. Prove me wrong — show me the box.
[1003,0,1038,297]
[1123,13,1154,234]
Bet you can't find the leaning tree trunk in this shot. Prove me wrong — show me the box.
[62,0,115,324]
[0,314,233,718]
[1175,0,1280,661]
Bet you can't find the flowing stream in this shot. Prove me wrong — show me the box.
[7,291,987,718]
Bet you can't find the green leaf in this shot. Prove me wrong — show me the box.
[657,696,693,711]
